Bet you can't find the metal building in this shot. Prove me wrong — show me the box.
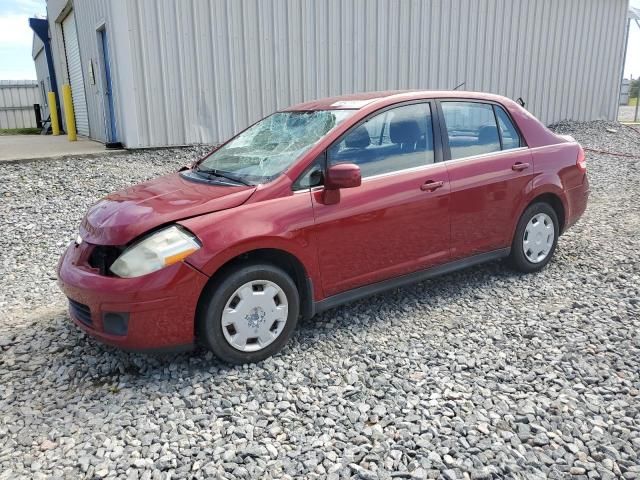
[31,33,50,121]
[39,0,629,149]
[0,81,40,129]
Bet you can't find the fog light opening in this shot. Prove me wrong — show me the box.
[102,312,129,336]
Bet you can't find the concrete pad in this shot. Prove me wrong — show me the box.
[0,135,120,163]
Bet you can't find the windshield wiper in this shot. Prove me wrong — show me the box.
[194,167,252,186]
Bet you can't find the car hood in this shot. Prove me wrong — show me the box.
[79,172,256,245]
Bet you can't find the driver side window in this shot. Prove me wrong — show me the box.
[327,103,434,178]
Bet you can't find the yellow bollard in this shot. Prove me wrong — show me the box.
[47,91,60,136]
[62,84,77,141]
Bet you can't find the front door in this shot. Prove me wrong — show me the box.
[311,102,451,298]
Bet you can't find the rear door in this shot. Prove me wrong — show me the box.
[310,101,451,297]
[438,100,532,259]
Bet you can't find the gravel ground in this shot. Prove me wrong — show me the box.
[0,122,639,479]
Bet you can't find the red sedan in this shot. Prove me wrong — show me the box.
[58,90,589,363]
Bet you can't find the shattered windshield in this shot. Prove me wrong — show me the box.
[197,110,354,184]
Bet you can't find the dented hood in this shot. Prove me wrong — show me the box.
[79,172,256,245]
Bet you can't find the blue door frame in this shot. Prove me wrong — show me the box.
[99,29,117,143]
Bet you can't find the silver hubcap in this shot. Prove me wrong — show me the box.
[523,213,554,263]
[221,280,288,352]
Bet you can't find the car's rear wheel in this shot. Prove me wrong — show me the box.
[509,202,559,273]
[197,263,299,364]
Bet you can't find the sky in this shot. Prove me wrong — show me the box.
[0,0,639,81]
[0,0,46,80]
[627,1,640,79]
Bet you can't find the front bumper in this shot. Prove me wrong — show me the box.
[57,242,209,351]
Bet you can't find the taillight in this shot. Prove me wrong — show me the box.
[577,146,587,173]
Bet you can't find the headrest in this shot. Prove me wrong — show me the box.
[344,125,371,149]
[390,119,421,144]
[478,124,499,145]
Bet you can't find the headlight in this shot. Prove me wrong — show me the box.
[110,225,201,278]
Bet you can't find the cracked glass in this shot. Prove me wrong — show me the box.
[199,110,355,184]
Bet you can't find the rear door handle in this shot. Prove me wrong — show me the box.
[421,180,444,192]
[512,162,530,171]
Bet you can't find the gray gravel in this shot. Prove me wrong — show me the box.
[1,122,639,479]
[0,147,211,317]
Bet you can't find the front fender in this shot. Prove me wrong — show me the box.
[177,192,322,300]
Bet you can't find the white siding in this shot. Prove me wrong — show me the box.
[122,0,628,147]
[47,0,136,145]
[32,36,50,120]
[46,0,629,148]
[62,11,90,136]
[47,0,70,130]
[69,1,119,144]
[0,81,40,129]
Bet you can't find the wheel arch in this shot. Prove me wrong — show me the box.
[528,192,566,233]
[194,247,316,326]
[511,185,568,243]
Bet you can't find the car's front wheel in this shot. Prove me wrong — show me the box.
[509,202,559,273]
[197,263,299,364]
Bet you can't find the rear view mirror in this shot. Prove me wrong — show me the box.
[325,163,361,190]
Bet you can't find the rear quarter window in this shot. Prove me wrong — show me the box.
[495,106,522,149]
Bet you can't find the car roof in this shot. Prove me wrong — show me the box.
[282,90,513,111]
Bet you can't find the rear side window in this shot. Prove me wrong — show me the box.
[495,106,521,149]
[441,102,500,160]
[328,103,434,178]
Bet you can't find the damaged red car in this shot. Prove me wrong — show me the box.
[58,90,589,363]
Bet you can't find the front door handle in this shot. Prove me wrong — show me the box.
[512,162,530,171]
[421,180,444,192]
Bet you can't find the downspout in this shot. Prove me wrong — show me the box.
[29,17,64,132]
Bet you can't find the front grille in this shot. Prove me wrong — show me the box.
[88,245,123,276]
[69,299,92,325]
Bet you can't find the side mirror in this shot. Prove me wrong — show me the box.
[325,163,361,190]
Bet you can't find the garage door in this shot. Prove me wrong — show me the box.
[61,11,89,136]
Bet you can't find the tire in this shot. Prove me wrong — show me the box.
[509,202,559,273]
[196,263,300,364]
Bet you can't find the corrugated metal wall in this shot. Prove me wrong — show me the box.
[46,0,629,148]
[48,0,72,134]
[0,81,40,129]
[62,11,91,136]
[121,0,628,148]
[66,1,113,144]
[47,0,134,144]
[32,36,50,120]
